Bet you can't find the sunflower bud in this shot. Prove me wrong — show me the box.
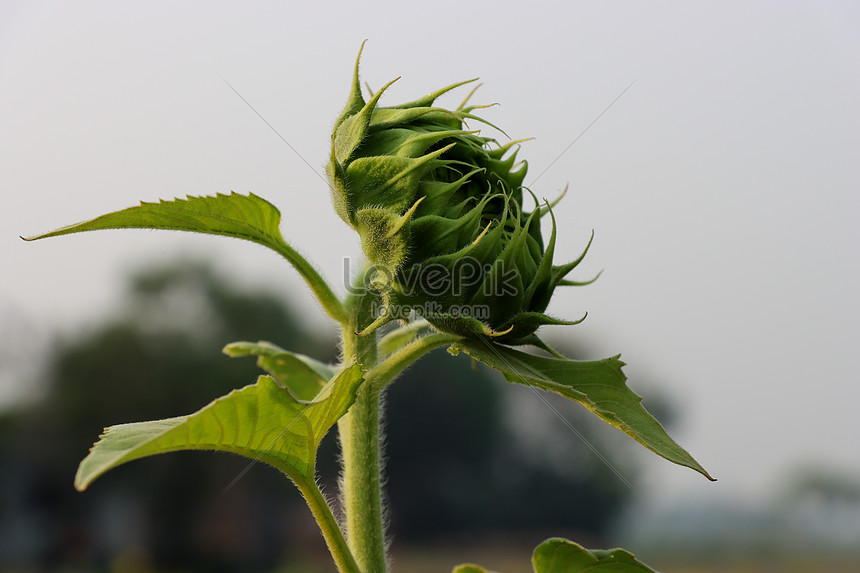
[327,45,595,345]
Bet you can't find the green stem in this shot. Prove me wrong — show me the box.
[338,383,387,572]
[338,273,387,572]
[377,319,432,355]
[338,332,463,573]
[273,241,349,325]
[367,332,463,392]
[335,266,463,572]
[297,479,361,573]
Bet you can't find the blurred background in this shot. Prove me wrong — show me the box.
[2,1,859,571]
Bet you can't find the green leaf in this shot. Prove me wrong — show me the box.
[532,538,658,572]
[23,192,349,324]
[25,192,283,245]
[452,538,657,573]
[452,565,493,573]
[223,340,335,401]
[449,339,714,481]
[75,361,364,491]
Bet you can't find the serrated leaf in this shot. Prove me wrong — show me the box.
[23,192,348,323]
[450,339,714,481]
[223,340,335,401]
[532,538,658,572]
[25,192,283,246]
[75,361,363,491]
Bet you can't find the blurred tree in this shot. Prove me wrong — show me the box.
[1,259,329,571]
[782,467,860,507]
[0,258,636,571]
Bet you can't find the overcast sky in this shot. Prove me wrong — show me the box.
[2,1,859,509]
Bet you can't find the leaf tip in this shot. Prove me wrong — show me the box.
[221,342,246,357]
[702,468,717,482]
[74,466,93,492]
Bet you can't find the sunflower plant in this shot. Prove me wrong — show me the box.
[25,44,713,572]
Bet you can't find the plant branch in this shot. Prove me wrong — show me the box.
[297,479,361,573]
[377,319,432,356]
[367,332,464,392]
[271,241,349,325]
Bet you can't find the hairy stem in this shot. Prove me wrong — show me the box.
[338,274,387,572]
[338,383,386,572]
[335,265,464,572]
[297,479,361,573]
[366,332,463,392]
[272,241,349,325]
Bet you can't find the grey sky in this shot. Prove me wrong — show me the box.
[2,1,858,507]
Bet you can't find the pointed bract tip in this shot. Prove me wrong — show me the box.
[457,80,483,111]
[383,196,424,240]
[352,41,367,95]
[560,270,603,287]
[484,324,515,337]
[540,183,569,215]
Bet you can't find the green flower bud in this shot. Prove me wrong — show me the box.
[327,45,595,345]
